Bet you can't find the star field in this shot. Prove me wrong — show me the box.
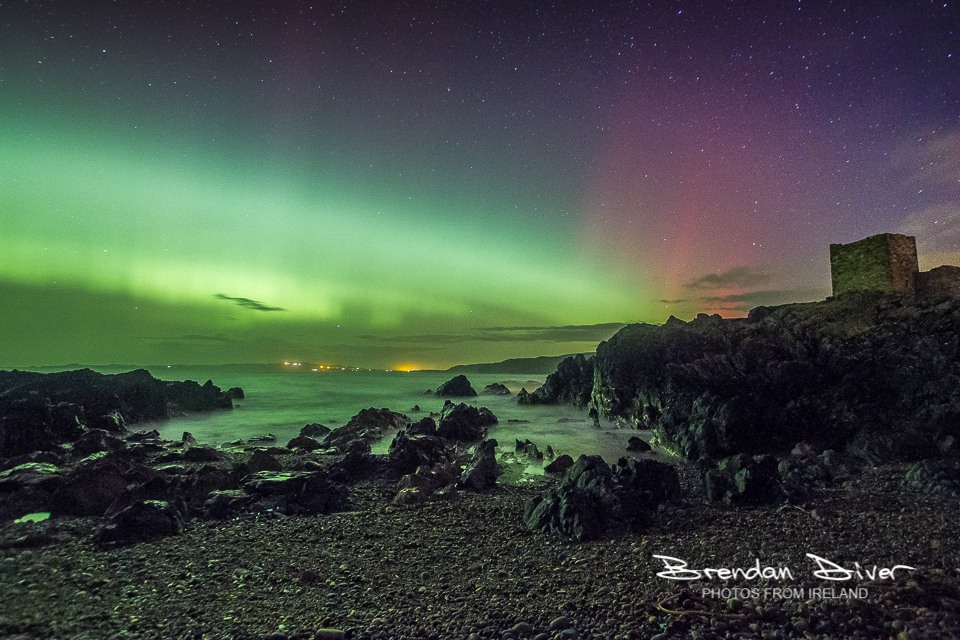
[1,1,957,369]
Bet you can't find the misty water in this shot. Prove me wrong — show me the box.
[141,370,649,466]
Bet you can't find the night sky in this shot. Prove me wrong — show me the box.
[2,1,957,370]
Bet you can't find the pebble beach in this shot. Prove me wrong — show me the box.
[2,460,958,640]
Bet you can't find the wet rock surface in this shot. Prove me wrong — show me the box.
[536,294,960,465]
[0,369,239,458]
[435,374,478,398]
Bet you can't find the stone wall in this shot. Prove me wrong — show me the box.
[916,265,960,299]
[829,233,918,297]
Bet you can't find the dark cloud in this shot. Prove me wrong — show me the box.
[214,293,286,312]
[683,267,771,290]
[475,323,627,342]
[658,298,690,304]
[698,287,826,310]
[359,323,626,345]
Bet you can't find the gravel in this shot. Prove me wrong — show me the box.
[1,460,959,640]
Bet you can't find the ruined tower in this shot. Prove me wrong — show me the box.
[829,233,919,298]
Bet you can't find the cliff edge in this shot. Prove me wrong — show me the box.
[540,292,960,463]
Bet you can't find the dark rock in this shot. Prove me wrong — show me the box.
[407,417,438,436]
[333,450,374,479]
[71,428,127,457]
[225,387,245,399]
[88,410,126,432]
[321,408,410,453]
[0,368,237,458]
[105,473,179,518]
[516,388,530,404]
[436,402,497,441]
[248,449,283,473]
[479,383,511,396]
[248,434,277,443]
[51,457,128,516]
[589,294,960,462]
[388,431,451,476]
[520,354,593,407]
[242,471,309,495]
[626,436,651,452]
[300,423,331,438]
[0,462,63,493]
[203,489,252,519]
[126,429,161,442]
[435,375,478,398]
[181,431,198,446]
[286,435,323,451]
[182,445,227,463]
[514,439,544,460]
[240,471,343,515]
[459,439,499,490]
[96,499,185,546]
[544,454,574,474]
[525,454,681,540]
[702,454,784,505]
[903,459,960,497]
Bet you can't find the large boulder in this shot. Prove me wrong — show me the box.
[95,500,185,546]
[436,402,497,441]
[388,430,451,476]
[524,455,681,540]
[588,294,960,462]
[479,383,511,396]
[519,354,593,407]
[459,439,499,490]
[435,375,477,398]
[321,408,410,453]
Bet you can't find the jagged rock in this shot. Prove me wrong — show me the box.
[388,430,450,476]
[71,429,127,457]
[702,454,784,505]
[544,454,574,474]
[436,402,497,441]
[204,489,252,519]
[903,459,960,497]
[182,445,226,463]
[321,408,410,453]
[584,294,960,462]
[51,456,129,516]
[247,449,283,473]
[520,354,593,407]
[516,388,530,404]
[0,462,63,520]
[407,417,438,436]
[300,423,331,438]
[435,375,478,398]
[240,470,343,515]
[479,383,511,396]
[286,435,323,451]
[0,369,237,458]
[225,387,245,399]
[514,439,544,460]
[524,454,681,540]
[626,436,651,452]
[126,429,161,442]
[459,439,499,490]
[96,500,185,546]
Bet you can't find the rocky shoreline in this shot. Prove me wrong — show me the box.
[2,450,958,640]
[0,336,960,640]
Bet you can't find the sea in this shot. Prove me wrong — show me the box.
[132,369,648,466]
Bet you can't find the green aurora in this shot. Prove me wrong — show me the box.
[1,2,956,369]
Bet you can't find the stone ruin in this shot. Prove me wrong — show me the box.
[829,232,960,299]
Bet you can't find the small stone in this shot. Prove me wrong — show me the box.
[549,616,572,631]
